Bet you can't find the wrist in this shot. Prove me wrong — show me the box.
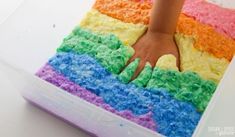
[146,30,174,40]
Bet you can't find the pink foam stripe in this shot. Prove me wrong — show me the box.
[183,0,235,39]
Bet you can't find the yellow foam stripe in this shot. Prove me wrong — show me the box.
[175,34,229,83]
[80,9,147,46]
[155,55,179,71]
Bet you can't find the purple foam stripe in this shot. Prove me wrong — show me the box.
[35,64,157,131]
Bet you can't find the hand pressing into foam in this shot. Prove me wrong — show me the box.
[125,0,185,79]
[128,31,180,79]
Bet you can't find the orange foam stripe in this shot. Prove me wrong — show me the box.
[93,0,235,61]
[177,14,235,61]
[93,0,151,25]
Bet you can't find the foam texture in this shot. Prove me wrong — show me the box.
[183,0,235,39]
[57,26,134,74]
[57,27,218,112]
[35,0,235,137]
[36,64,157,131]
[175,33,229,83]
[94,0,235,40]
[44,52,201,137]
[93,0,235,61]
[80,9,146,46]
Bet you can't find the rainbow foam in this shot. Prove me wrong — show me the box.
[36,0,235,137]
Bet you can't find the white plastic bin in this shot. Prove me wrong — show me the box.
[0,0,234,137]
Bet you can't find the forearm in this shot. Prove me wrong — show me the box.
[149,0,185,35]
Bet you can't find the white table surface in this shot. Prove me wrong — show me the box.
[0,0,90,137]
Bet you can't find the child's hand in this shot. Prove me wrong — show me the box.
[127,31,180,79]
[123,0,184,80]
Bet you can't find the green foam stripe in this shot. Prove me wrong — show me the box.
[57,26,134,74]
[147,68,217,112]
